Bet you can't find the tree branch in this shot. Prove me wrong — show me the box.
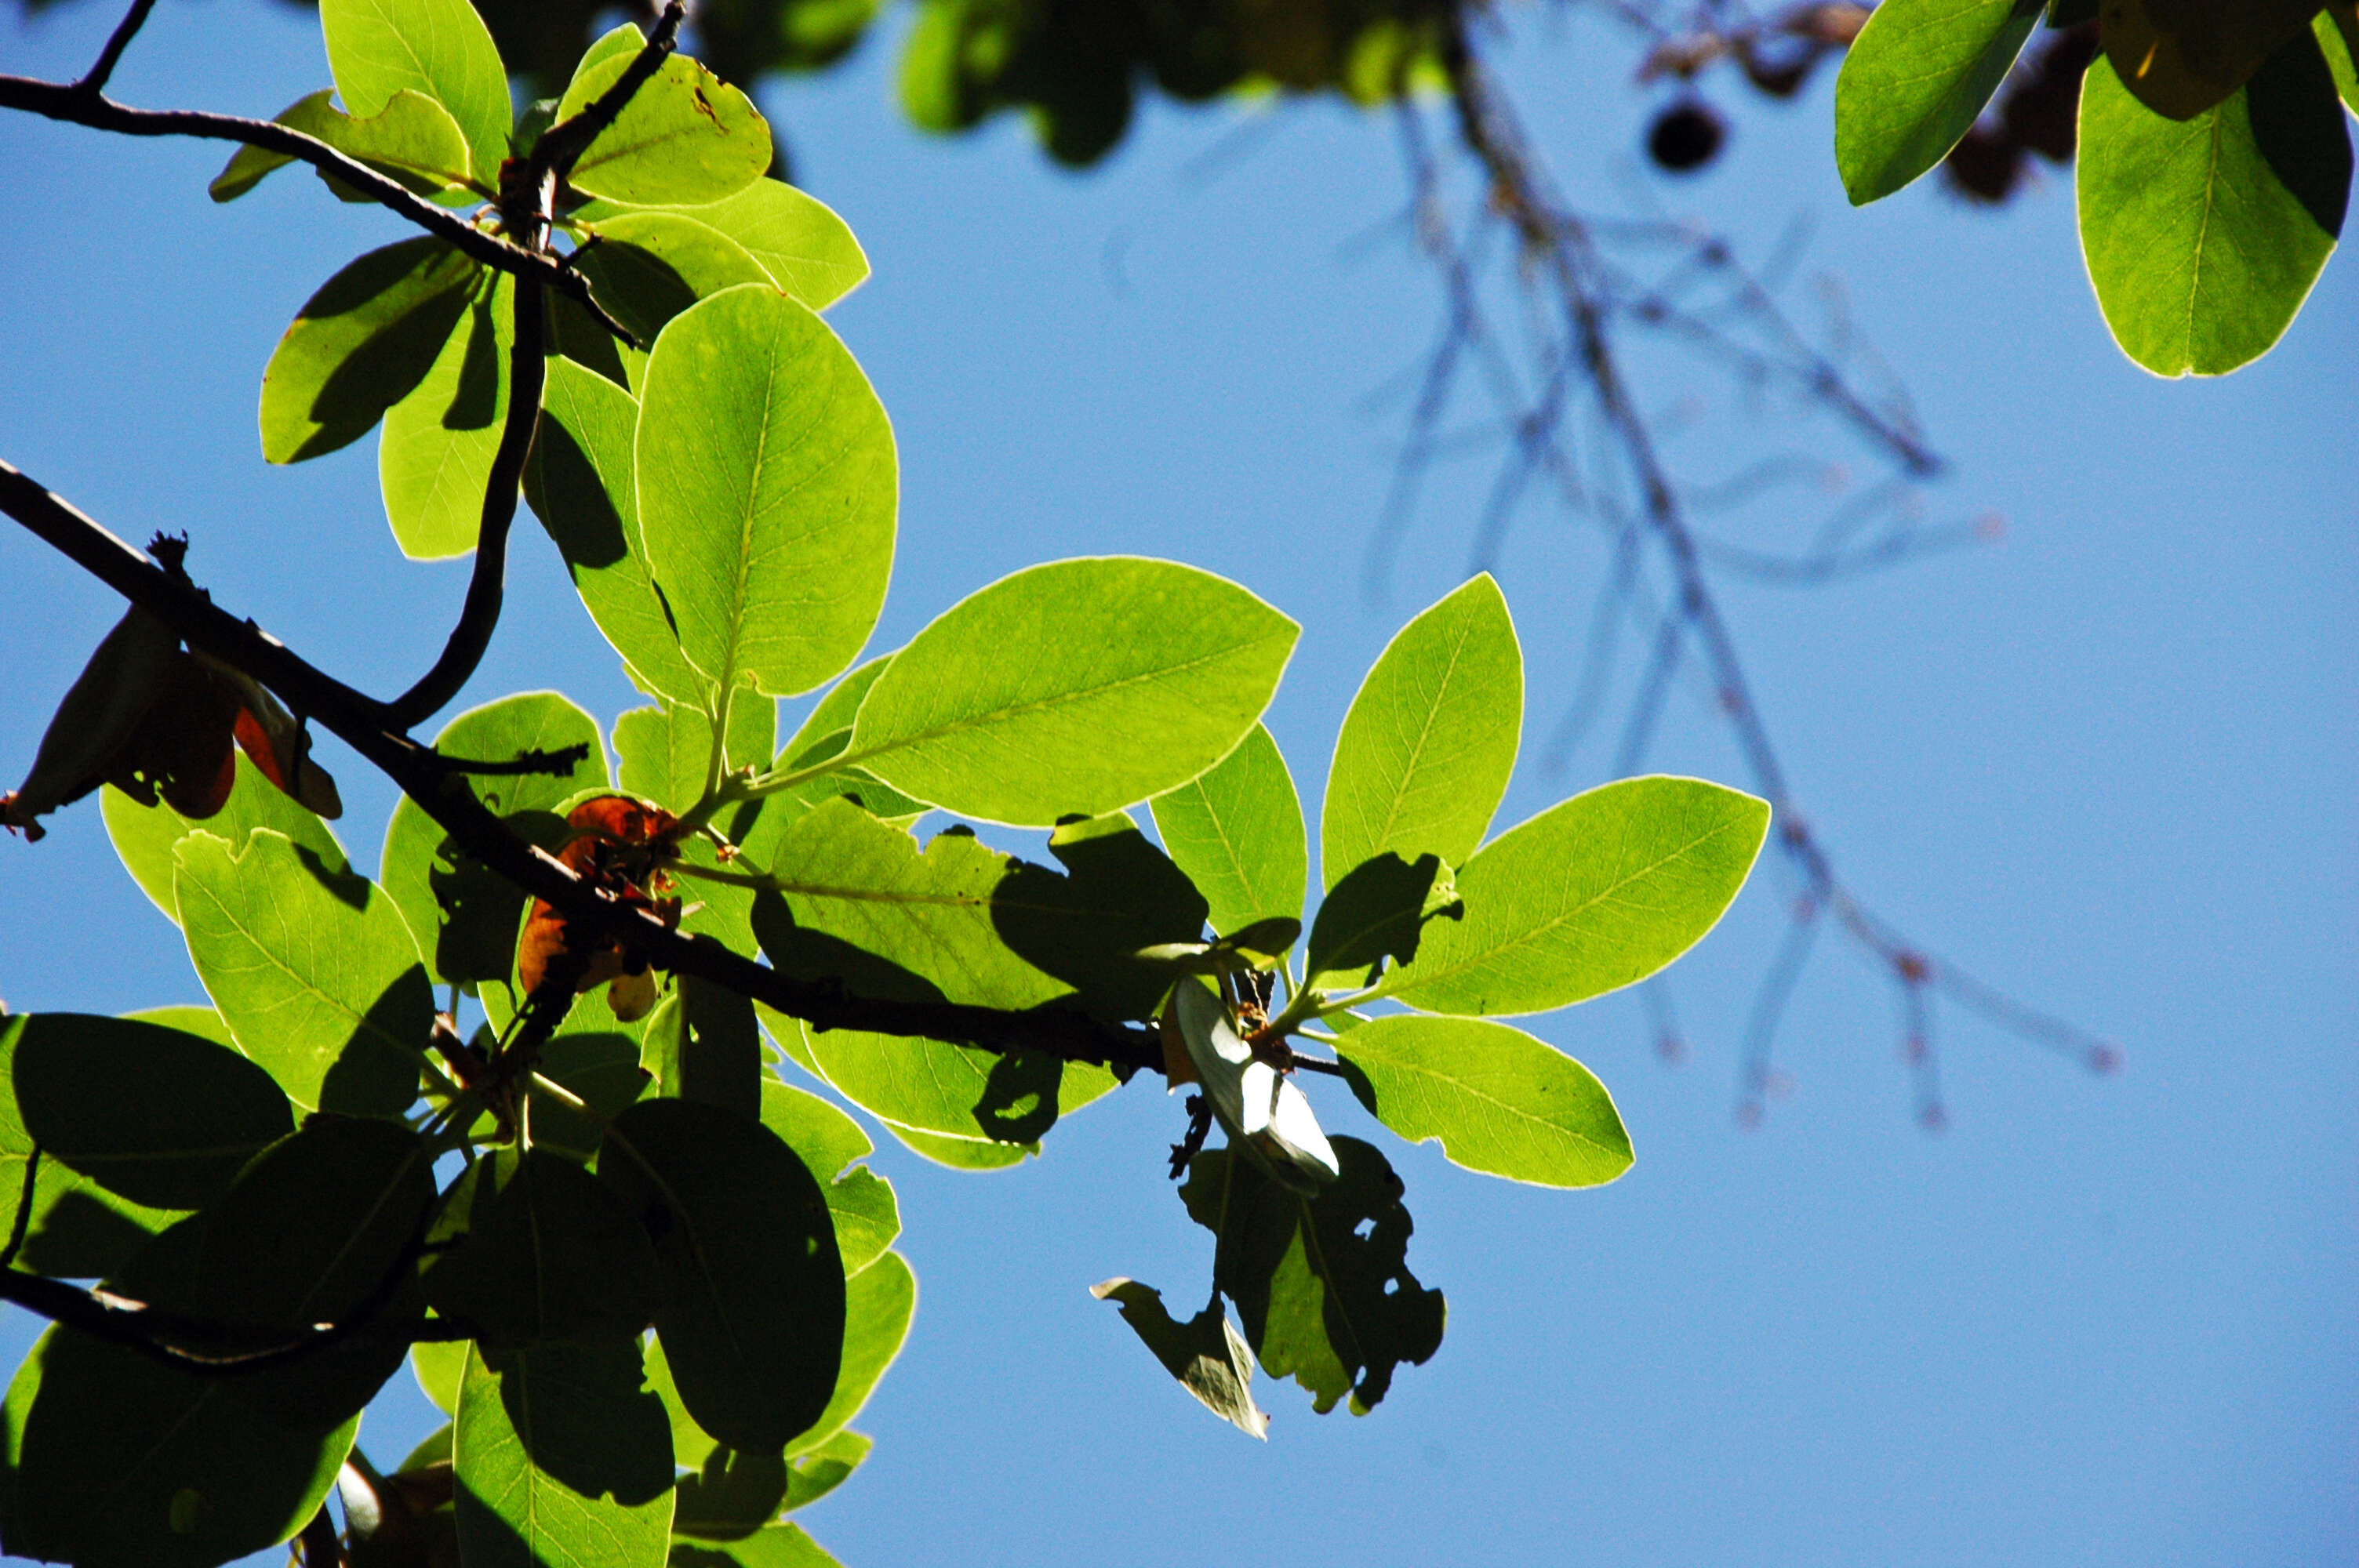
[76,0,157,96]
[529,1,689,187]
[0,74,637,348]
[0,460,1163,1081]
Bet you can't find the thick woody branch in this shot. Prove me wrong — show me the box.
[0,460,1163,1081]
[0,75,636,347]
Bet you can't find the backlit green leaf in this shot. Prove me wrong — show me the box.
[641,977,763,1121]
[653,180,871,310]
[569,212,776,352]
[1323,572,1521,890]
[2079,37,2350,376]
[426,1148,662,1348]
[413,1337,467,1414]
[1090,1277,1268,1439]
[1336,1014,1632,1188]
[320,0,514,184]
[2321,6,2359,118]
[760,1080,900,1277]
[616,694,776,814]
[104,754,349,926]
[1180,1138,1443,1416]
[787,1249,913,1457]
[5,1228,358,1568]
[1372,776,1768,1015]
[380,691,608,991]
[638,285,896,699]
[381,266,512,559]
[454,1341,675,1568]
[1834,0,2041,203]
[211,87,475,203]
[10,1012,291,1210]
[2099,0,2322,119]
[259,237,476,464]
[1150,722,1306,940]
[175,828,430,1116]
[671,1522,845,1567]
[847,557,1297,826]
[598,1100,845,1451]
[526,358,704,703]
[558,52,772,206]
[876,1120,1034,1170]
[0,1017,177,1280]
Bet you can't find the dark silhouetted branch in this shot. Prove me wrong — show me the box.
[75,0,155,95]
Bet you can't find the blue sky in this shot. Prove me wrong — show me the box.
[1,3,2354,1566]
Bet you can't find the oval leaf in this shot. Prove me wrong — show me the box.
[2079,38,2350,376]
[453,1341,675,1568]
[0,1017,179,1280]
[11,1013,292,1210]
[1834,0,2042,204]
[104,753,350,927]
[380,266,512,559]
[557,51,772,206]
[596,1099,845,1452]
[848,557,1298,826]
[1150,722,1307,940]
[1322,572,1521,891]
[260,237,476,464]
[569,211,775,350]
[380,691,609,991]
[638,285,897,699]
[1336,1014,1631,1188]
[1376,775,1770,1017]
[663,179,871,310]
[175,828,429,1116]
[786,1249,914,1458]
[212,87,475,203]
[425,1149,662,1348]
[525,361,704,704]
[320,0,513,184]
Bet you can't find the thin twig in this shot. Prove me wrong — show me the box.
[75,0,157,96]
[0,1149,40,1270]
[529,1,689,187]
[0,75,637,347]
[427,742,596,779]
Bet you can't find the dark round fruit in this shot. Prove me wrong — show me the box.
[1647,101,1726,172]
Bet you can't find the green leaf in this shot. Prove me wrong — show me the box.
[413,1337,467,1414]
[1305,850,1456,991]
[569,212,776,353]
[847,558,1299,826]
[671,1522,845,1568]
[652,180,871,310]
[2099,0,2323,119]
[1150,722,1307,941]
[616,695,776,814]
[781,1429,869,1512]
[425,1148,662,1348]
[759,1080,900,1278]
[1322,573,1521,890]
[1335,1014,1632,1188]
[2321,7,2359,118]
[750,801,1120,1142]
[0,1016,179,1279]
[380,691,609,991]
[380,266,512,559]
[641,976,763,1121]
[4,1227,358,1567]
[104,755,350,927]
[1834,0,2042,204]
[453,1341,676,1568]
[598,1099,845,1451]
[1180,1138,1443,1416]
[671,1446,790,1540]
[1376,776,1770,1017]
[526,358,705,705]
[557,52,772,206]
[258,237,476,464]
[787,1248,913,1457]
[638,285,897,699]
[2079,37,2350,376]
[194,1116,437,1426]
[9,1012,291,1209]
[1089,1277,1268,1439]
[876,1120,1034,1170]
[319,0,514,186]
[211,87,476,203]
[175,828,431,1116]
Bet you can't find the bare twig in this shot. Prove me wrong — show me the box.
[529,0,689,187]
[428,742,597,779]
[75,0,157,96]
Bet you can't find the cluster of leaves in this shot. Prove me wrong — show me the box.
[0,1,1772,1564]
[1838,0,2359,376]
